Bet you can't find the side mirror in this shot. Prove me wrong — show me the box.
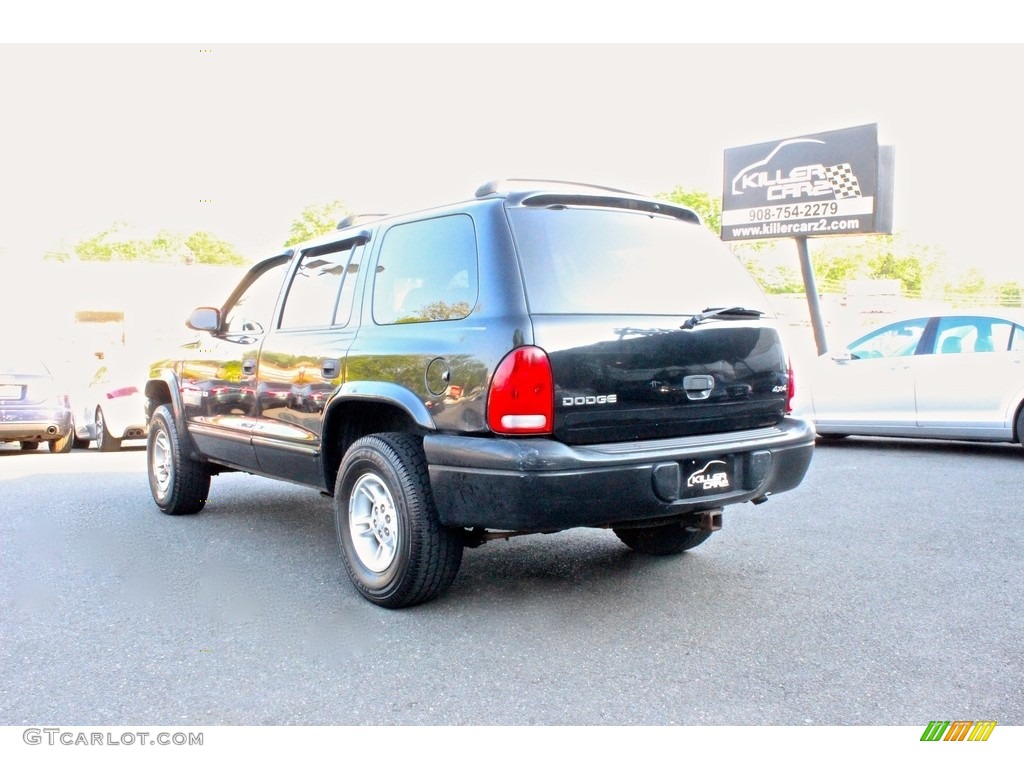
[187,307,220,333]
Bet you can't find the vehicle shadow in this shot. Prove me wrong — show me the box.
[814,434,1024,460]
[188,483,687,612]
[0,443,146,457]
[450,528,701,608]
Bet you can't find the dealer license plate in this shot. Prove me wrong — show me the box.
[0,384,23,401]
[680,456,733,497]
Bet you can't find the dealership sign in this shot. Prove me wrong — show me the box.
[721,124,894,242]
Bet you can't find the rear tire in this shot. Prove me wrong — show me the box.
[95,407,122,452]
[614,520,713,555]
[19,441,39,451]
[335,433,462,608]
[147,404,210,515]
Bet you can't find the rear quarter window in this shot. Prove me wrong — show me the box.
[372,214,479,325]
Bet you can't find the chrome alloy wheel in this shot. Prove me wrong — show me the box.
[348,472,399,572]
[95,408,106,449]
[150,427,173,499]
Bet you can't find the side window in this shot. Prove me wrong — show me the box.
[980,318,1017,352]
[279,243,358,330]
[1010,324,1024,353]
[933,316,1012,354]
[223,261,289,335]
[334,244,364,327]
[372,214,478,325]
[848,318,928,359]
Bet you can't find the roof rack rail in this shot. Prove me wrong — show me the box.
[336,213,389,230]
[475,178,641,198]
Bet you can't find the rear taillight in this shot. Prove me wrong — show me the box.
[786,359,795,414]
[486,346,553,435]
[106,386,139,400]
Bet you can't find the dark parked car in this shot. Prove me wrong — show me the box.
[0,352,75,453]
[145,179,815,607]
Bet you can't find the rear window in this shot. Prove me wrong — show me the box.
[507,207,767,315]
[0,355,50,376]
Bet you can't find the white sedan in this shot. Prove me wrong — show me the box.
[803,310,1024,444]
[72,359,148,452]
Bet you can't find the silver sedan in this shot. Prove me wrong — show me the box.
[801,310,1024,444]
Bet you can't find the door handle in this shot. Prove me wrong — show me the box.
[321,359,341,378]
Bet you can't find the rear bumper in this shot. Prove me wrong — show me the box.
[0,409,73,442]
[424,416,815,531]
[97,395,149,439]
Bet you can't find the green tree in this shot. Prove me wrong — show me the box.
[996,281,1022,308]
[148,230,190,263]
[945,268,991,306]
[736,254,805,294]
[655,187,721,234]
[811,249,865,292]
[74,224,146,262]
[74,225,245,265]
[185,231,247,265]
[74,229,117,262]
[763,264,805,294]
[865,235,939,297]
[284,200,350,247]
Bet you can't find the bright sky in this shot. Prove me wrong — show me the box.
[2,9,1023,283]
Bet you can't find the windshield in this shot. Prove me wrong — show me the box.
[507,206,767,315]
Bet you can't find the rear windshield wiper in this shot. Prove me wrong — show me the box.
[681,306,763,330]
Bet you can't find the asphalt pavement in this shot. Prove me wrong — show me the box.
[1,438,1021,727]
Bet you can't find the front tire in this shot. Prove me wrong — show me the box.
[614,520,713,555]
[95,407,122,452]
[147,404,210,515]
[335,433,462,608]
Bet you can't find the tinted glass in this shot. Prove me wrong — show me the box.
[334,244,364,326]
[372,215,478,325]
[1011,324,1024,352]
[279,244,357,329]
[224,261,289,335]
[848,318,928,359]
[0,356,50,376]
[933,315,1019,354]
[507,207,766,315]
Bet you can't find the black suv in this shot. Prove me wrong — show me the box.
[145,180,814,608]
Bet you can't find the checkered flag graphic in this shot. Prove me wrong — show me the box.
[825,163,862,199]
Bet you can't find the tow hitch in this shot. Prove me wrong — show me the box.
[687,509,723,533]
